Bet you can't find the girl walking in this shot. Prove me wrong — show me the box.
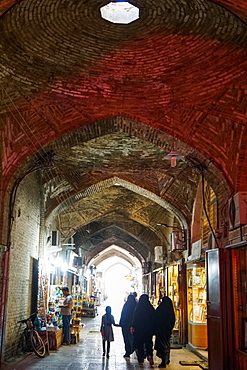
[100,306,119,358]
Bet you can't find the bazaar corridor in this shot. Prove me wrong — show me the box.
[2,302,207,370]
[2,1,247,369]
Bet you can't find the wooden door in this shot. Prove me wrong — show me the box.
[206,249,224,370]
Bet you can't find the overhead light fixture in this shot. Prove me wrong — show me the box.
[164,91,184,167]
[164,150,184,167]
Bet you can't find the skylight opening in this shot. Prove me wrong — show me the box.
[100,1,139,25]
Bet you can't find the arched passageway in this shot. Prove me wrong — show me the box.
[1,1,247,369]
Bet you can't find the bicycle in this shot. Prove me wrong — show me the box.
[17,312,46,358]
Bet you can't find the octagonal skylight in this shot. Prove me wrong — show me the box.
[100,1,139,24]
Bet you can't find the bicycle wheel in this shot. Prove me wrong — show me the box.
[30,330,46,358]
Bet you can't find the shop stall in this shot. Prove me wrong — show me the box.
[230,243,247,369]
[167,264,180,331]
[38,327,63,350]
[152,268,165,308]
[72,285,96,318]
[187,262,207,349]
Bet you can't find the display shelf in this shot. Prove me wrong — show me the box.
[71,288,96,318]
[187,264,207,324]
[168,264,180,330]
[78,308,96,318]
[187,263,208,349]
[72,294,84,312]
[48,285,64,311]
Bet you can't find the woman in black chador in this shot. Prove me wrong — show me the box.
[119,294,137,357]
[131,294,155,365]
[154,296,175,368]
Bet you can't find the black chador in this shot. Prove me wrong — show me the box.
[154,296,175,368]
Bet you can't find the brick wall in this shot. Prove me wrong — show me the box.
[3,172,41,360]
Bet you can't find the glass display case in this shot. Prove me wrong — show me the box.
[168,264,180,331]
[187,263,208,348]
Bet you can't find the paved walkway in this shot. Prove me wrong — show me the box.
[2,303,207,370]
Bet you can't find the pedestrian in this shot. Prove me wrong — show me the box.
[119,294,137,358]
[130,294,155,366]
[59,287,73,345]
[154,295,175,368]
[100,306,119,358]
[132,291,138,302]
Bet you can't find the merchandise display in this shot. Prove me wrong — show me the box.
[153,269,164,308]
[187,263,208,348]
[37,274,101,348]
[72,285,96,318]
[187,265,207,323]
[167,264,180,330]
[47,285,65,327]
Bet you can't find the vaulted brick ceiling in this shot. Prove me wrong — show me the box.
[1,0,246,260]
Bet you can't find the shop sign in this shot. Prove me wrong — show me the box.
[228,192,247,229]
[154,246,163,262]
[189,239,202,261]
[171,231,186,251]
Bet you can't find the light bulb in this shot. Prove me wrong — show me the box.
[171,156,177,167]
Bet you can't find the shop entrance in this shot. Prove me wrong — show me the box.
[206,249,223,370]
[167,264,181,345]
[226,242,247,370]
[187,262,207,350]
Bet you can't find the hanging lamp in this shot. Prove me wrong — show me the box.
[164,91,184,167]
[164,149,184,167]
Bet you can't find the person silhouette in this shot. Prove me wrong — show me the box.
[100,306,119,358]
[119,294,137,357]
[131,294,155,365]
[154,296,175,368]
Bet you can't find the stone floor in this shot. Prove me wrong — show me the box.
[2,302,207,370]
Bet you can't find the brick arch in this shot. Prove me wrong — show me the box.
[43,115,230,214]
[0,0,247,195]
[85,236,146,265]
[88,246,141,268]
[79,222,160,251]
[72,218,171,262]
[45,175,188,228]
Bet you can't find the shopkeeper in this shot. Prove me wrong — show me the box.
[59,287,72,345]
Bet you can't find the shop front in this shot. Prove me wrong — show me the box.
[37,249,97,348]
[228,242,247,370]
[151,268,164,307]
[167,264,180,344]
[187,262,207,350]
[166,261,187,345]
